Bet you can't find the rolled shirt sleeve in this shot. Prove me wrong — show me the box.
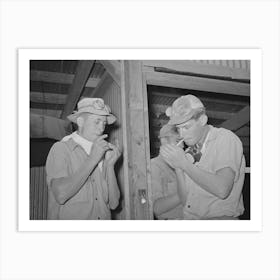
[45,142,69,186]
[213,130,244,182]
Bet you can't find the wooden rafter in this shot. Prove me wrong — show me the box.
[30,113,71,140]
[88,72,113,97]
[30,70,99,88]
[30,91,67,104]
[145,71,250,97]
[219,106,250,131]
[99,60,121,87]
[143,60,250,80]
[150,104,235,121]
[30,101,64,111]
[60,60,94,119]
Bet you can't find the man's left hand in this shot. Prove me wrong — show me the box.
[160,144,186,169]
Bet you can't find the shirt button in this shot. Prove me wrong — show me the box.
[187,205,191,208]
[95,198,98,201]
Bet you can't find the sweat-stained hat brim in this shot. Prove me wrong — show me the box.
[67,107,117,125]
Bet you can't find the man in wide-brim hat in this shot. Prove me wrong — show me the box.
[160,94,246,220]
[46,98,121,220]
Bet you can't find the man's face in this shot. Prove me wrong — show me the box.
[79,114,107,141]
[176,117,204,146]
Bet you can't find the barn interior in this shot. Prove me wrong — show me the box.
[30,60,250,220]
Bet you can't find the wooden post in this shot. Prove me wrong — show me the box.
[121,60,153,220]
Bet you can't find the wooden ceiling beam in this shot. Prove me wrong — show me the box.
[60,60,94,119]
[219,106,250,131]
[30,91,67,104]
[150,104,235,121]
[88,72,113,97]
[99,60,121,87]
[30,113,71,140]
[30,101,64,111]
[150,91,249,107]
[30,70,99,88]
[143,60,250,80]
[145,71,250,96]
[30,108,62,119]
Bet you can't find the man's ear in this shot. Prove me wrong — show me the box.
[199,114,208,126]
[76,116,84,128]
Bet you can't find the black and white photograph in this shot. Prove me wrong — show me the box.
[1,1,280,280]
[28,59,251,222]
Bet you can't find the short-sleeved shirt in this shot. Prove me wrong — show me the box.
[183,125,245,219]
[46,138,112,220]
[151,155,183,219]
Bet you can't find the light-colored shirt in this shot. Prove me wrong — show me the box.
[151,155,183,220]
[182,125,245,219]
[61,131,103,170]
[45,137,112,220]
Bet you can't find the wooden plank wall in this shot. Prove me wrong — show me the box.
[30,166,48,220]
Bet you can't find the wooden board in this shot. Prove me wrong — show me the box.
[143,60,250,80]
[220,106,250,130]
[121,61,153,220]
[146,71,250,96]
[30,70,99,88]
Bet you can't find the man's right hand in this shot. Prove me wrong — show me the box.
[89,135,110,163]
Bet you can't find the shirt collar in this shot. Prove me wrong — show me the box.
[206,125,219,142]
[62,131,92,155]
[71,132,92,155]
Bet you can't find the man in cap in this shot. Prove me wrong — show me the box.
[46,98,121,220]
[160,95,245,220]
[151,124,184,219]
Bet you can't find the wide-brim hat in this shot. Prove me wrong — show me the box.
[67,98,117,125]
[166,95,205,125]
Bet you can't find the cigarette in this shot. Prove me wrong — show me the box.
[176,139,184,146]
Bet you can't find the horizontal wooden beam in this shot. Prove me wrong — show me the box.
[150,91,249,107]
[30,101,64,111]
[30,113,71,140]
[99,60,121,87]
[220,106,250,130]
[150,104,235,121]
[30,70,99,88]
[30,91,67,104]
[145,71,250,96]
[143,60,250,80]
[61,60,94,119]
[31,108,62,118]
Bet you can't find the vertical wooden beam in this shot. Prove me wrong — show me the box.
[121,60,153,220]
[60,60,94,119]
[120,61,132,219]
